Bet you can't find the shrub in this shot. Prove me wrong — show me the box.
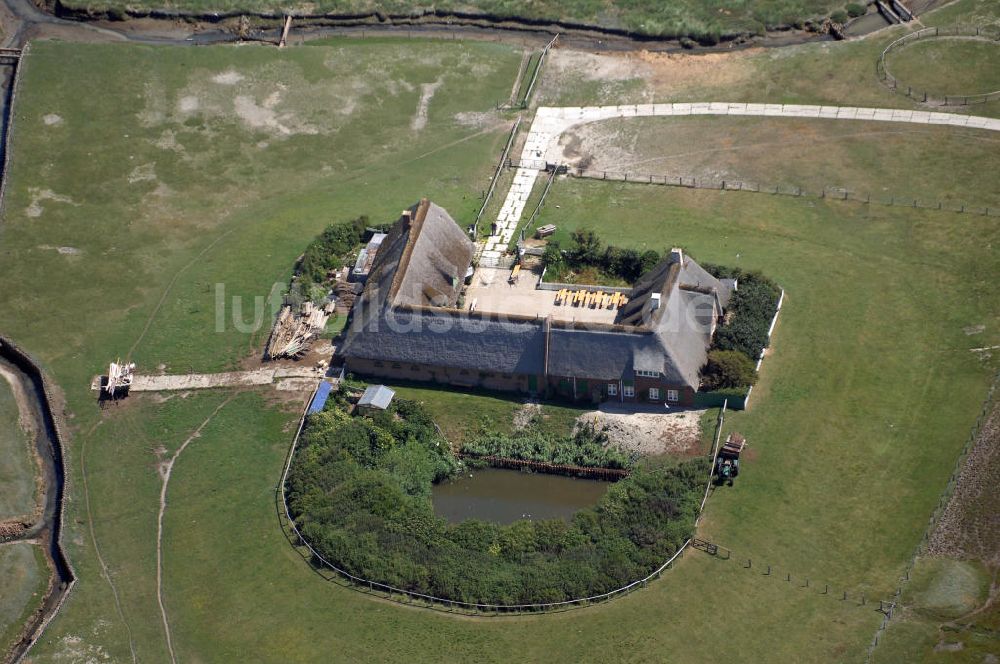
[846,3,867,18]
[700,263,781,360]
[701,349,758,390]
[286,395,706,605]
[296,215,371,290]
[830,9,849,24]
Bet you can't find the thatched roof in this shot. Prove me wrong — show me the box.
[341,205,731,390]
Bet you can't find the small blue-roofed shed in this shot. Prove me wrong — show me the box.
[357,385,395,413]
[308,381,334,414]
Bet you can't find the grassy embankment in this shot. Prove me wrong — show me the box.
[0,374,37,520]
[62,0,849,41]
[0,543,48,656]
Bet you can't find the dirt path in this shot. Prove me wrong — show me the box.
[79,419,137,664]
[156,395,234,664]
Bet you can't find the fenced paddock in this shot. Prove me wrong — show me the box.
[507,158,1000,218]
[877,26,1000,106]
[275,386,727,616]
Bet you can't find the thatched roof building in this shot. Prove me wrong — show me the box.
[339,199,734,404]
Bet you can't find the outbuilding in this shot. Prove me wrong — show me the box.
[357,384,395,413]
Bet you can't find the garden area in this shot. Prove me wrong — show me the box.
[285,390,705,604]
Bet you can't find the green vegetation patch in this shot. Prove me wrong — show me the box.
[0,372,37,520]
[905,557,991,621]
[0,543,47,655]
[60,0,849,41]
[542,228,661,286]
[461,423,636,469]
[887,38,1000,97]
[286,394,705,604]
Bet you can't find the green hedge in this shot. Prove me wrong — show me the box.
[461,424,636,469]
[286,395,706,605]
[702,264,781,362]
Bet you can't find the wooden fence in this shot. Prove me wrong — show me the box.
[877,26,1000,106]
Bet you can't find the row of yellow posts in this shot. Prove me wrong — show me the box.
[554,288,628,309]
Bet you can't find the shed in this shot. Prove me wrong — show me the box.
[357,384,395,412]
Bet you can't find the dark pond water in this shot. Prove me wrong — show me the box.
[431,468,611,525]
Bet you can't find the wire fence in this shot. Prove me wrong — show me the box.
[864,371,999,662]
[472,115,521,241]
[507,158,1000,218]
[876,26,1000,106]
[276,383,726,615]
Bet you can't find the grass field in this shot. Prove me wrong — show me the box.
[2,0,999,660]
[61,0,848,41]
[390,382,588,445]
[537,14,1000,118]
[886,38,1000,97]
[0,543,47,656]
[555,116,1000,210]
[0,372,37,520]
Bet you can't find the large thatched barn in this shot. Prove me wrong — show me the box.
[338,199,734,406]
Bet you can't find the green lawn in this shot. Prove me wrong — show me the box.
[0,543,47,656]
[533,177,999,594]
[389,382,588,445]
[886,38,1000,97]
[558,116,1000,211]
[0,372,36,520]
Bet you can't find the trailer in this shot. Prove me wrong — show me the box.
[714,432,746,485]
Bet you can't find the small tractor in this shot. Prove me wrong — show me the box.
[714,432,746,485]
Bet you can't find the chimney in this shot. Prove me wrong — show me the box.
[670,247,684,266]
[650,292,661,311]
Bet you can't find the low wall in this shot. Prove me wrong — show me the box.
[536,281,632,294]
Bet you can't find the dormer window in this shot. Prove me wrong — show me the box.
[636,370,660,378]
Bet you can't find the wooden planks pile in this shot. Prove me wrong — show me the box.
[265,301,333,359]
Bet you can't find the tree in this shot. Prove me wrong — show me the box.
[701,349,758,390]
[569,229,602,265]
[542,241,564,268]
[639,249,661,275]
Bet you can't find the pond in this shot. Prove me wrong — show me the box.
[431,468,611,525]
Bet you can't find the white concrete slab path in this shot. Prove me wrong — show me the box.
[478,102,1000,259]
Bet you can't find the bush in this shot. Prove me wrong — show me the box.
[296,215,371,290]
[701,349,758,390]
[830,9,849,23]
[461,423,636,470]
[700,263,781,361]
[846,3,867,18]
[286,396,706,605]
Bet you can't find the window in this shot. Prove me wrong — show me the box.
[636,370,660,378]
[649,387,660,401]
[607,383,618,396]
[667,389,679,402]
[623,385,635,398]
[373,360,384,368]
[391,362,402,369]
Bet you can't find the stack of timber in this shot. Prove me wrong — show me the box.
[265,301,333,359]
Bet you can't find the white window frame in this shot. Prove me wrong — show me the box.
[607,383,618,396]
[623,385,635,398]
[667,389,679,403]
[649,387,660,401]
[636,370,660,378]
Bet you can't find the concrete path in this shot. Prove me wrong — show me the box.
[478,102,1000,260]
[91,367,326,392]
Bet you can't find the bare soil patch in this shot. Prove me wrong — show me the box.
[576,406,705,456]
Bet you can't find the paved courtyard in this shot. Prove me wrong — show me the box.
[464,266,623,325]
